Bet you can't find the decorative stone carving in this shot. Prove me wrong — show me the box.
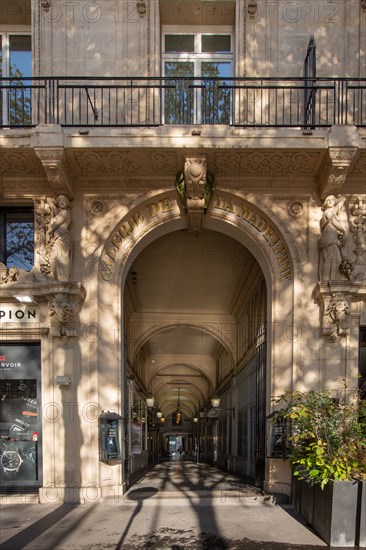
[318,147,357,200]
[184,157,207,209]
[71,151,140,177]
[247,1,258,19]
[362,0,366,10]
[35,148,74,198]
[35,196,72,281]
[287,200,304,218]
[323,293,351,342]
[0,264,19,284]
[314,281,364,344]
[48,293,78,340]
[0,263,51,285]
[137,0,146,16]
[319,194,347,281]
[350,197,366,265]
[176,156,215,232]
[89,200,105,216]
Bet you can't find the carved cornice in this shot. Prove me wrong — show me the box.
[35,147,74,199]
[318,147,358,200]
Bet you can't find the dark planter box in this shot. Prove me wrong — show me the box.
[294,478,361,547]
[357,481,366,548]
[312,481,358,547]
[292,476,315,526]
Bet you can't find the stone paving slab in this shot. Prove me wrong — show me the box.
[0,461,331,550]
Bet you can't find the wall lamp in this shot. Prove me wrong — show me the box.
[146,394,155,408]
[211,395,235,418]
[13,295,38,305]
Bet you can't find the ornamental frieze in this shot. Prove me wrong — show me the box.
[213,151,322,177]
[70,150,141,177]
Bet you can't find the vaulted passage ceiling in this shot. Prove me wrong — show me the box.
[125,229,259,416]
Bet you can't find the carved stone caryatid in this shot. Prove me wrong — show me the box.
[176,156,215,232]
[35,196,72,281]
[318,147,357,201]
[319,194,347,281]
[350,197,366,265]
[323,292,351,342]
[35,147,74,198]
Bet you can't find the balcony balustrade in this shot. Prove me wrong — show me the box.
[0,76,365,129]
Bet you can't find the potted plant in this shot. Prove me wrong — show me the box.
[273,384,366,547]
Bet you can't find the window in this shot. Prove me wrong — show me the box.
[0,31,32,126]
[0,207,34,271]
[162,28,233,124]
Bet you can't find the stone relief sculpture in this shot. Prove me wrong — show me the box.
[318,194,347,281]
[176,157,215,211]
[350,197,366,266]
[49,293,78,340]
[324,293,351,342]
[46,196,72,281]
[35,196,72,281]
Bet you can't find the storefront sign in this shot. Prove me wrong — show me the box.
[212,195,292,280]
[100,196,178,281]
[0,306,40,323]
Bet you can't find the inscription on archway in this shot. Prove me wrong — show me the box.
[212,195,292,280]
[100,196,177,281]
[100,192,292,282]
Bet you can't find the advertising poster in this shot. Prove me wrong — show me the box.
[131,421,142,455]
[0,343,41,484]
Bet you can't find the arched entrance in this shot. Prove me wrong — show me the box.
[96,189,297,496]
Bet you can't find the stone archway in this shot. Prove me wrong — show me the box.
[95,187,299,495]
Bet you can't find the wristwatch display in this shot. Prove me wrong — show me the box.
[1,450,24,473]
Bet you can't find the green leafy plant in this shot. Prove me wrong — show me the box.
[273,384,366,489]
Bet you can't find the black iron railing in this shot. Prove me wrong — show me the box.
[0,76,365,128]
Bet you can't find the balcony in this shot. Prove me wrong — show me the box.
[1,76,365,129]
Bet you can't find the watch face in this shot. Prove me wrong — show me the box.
[1,451,22,471]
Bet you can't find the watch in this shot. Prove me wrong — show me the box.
[1,450,23,473]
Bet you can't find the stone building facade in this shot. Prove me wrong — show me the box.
[0,0,365,503]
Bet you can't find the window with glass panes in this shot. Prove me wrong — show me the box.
[0,31,32,126]
[162,28,233,124]
[0,207,34,270]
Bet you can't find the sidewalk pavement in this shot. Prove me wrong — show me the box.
[0,460,332,550]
